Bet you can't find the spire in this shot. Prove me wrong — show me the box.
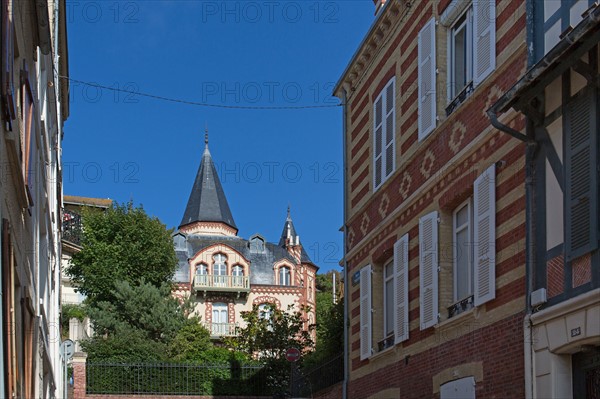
[278,206,298,246]
[179,133,237,232]
[278,206,314,264]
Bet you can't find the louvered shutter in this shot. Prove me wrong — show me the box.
[473,0,496,86]
[474,164,496,306]
[359,265,372,360]
[374,96,383,188]
[384,79,395,179]
[418,18,437,141]
[566,88,598,260]
[419,211,438,330]
[394,234,409,344]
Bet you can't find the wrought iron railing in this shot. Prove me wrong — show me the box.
[202,322,238,337]
[62,209,82,246]
[86,362,268,396]
[193,274,250,292]
[448,295,474,318]
[301,353,343,394]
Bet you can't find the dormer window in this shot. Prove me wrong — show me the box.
[250,235,265,253]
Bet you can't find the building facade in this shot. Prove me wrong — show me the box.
[490,1,600,398]
[0,0,70,398]
[172,136,318,339]
[334,0,529,397]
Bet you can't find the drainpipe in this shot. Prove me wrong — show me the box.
[341,88,349,399]
[487,102,537,399]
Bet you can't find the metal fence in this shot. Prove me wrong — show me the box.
[300,353,343,394]
[86,362,269,396]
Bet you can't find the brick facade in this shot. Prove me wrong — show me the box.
[335,0,528,397]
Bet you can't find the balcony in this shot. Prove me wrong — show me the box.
[62,209,83,246]
[202,322,238,338]
[193,274,250,297]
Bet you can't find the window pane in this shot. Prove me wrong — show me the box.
[386,83,394,113]
[385,262,393,278]
[385,278,394,335]
[456,228,471,300]
[452,20,468,97]
[456,203,469,227]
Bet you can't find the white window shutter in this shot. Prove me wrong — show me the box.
[473,0,496,86]
[419,211,439,330]
[373,95,383,188]
[418,18,437,141]
[359,265,372,360]
[474,164,496,306]
[394,234,409,344]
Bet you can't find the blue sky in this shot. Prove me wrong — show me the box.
[63,1,374,273]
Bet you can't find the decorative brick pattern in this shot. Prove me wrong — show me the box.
[572,253,592,288]
[547,254,564,299]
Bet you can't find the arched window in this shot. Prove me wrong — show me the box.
[213,254,227,287]
[258,303,273,321]
[212,302,228,336]
[194,263,208,286]
[232,265,244,287]
[196,263,208,275]
[279,266,291,286]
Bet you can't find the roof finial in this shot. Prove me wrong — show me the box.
[204,124,209,148]
[286,204,291,221]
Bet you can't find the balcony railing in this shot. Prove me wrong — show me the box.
[62,209,83,246]
[193,274,250,293]
[202,322,238,337]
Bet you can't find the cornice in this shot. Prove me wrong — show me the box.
[334,0,406,97]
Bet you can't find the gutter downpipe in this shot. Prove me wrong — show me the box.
[523,2,535,397]
[486,103,537,399]
[341,88,349,399]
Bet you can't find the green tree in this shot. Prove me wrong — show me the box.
[224,304,314,393]
[66,202,177,306]
[304,271,344,369]
[82,280,196,362]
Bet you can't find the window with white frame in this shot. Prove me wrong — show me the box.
[196,263,208,275]
[232,265,244,287]
[451,199,475,317]
[258,303,273,320]
[213,254,227,287]
[448,8,473,100]
[213,254,227,275]
[212,302,228,336]
[442,0,496,115]
[279,266,291,286]
[373,77,395,190]
[383,260,394,339]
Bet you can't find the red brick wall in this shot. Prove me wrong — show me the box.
[313,382,343,399]
[348,313,525,399]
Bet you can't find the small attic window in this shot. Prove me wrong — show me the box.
[173,234,186,251]
[250,235,265,253]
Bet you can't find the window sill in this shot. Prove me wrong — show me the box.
[435,305,480,332]
[445,82,474,116]
[370,342,396,361]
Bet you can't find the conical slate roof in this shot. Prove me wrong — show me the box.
[179,141,237,231]
[278,206,298,246]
